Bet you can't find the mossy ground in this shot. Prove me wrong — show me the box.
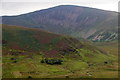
[2,48,118,78]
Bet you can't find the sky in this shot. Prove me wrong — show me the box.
[0,0,119,16]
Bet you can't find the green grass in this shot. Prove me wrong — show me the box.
[2,49,118,78]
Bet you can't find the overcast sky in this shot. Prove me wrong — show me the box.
[0,0,119,16]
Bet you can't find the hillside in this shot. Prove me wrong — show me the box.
[2,25,118,78]
[94,41,118,56]
[2,24,109,59]
[2,5,118,42]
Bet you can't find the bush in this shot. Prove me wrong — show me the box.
[2,40,7,45]
[41,58,63,65]
[104,61,108,64]
[28,76,32,78]
[11,58,16,60]
[66,76,69,78]
[12,60,17,63]
[41,59,45,63]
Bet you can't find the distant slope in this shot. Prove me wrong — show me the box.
[2,5,118,42]
[94,41,118,56]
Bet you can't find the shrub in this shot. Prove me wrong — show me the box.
[28,76,32,78]
[41,59,45,63]
[66,76,69,78]
[11,58,16,60]
[41,58,63,65]
[13,60,17,63]
[104,61,108,64]
[2,40,7,45]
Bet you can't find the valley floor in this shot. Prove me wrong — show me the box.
[2,53,118,78]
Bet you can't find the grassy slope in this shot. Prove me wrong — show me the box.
[2,25,118,78]
[94,41,118,56]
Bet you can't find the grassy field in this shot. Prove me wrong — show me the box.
[2,52,118,78]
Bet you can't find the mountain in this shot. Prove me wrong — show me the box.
[2,24,117,78]
[2,5,118,42]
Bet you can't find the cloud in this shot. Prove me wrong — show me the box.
[1,0,119,16]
